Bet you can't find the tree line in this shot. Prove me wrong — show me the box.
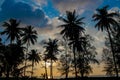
[0,5,120,79]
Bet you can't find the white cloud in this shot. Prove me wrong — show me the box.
[15,0,47,8]
[34,17,62,44]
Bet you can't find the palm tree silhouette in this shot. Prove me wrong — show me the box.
[43,39,60,79]
[1,18,22,44]
[59,10,85,40]
[93,5,119,77]
[21,25,38,76]
[58,10,85,77]
[28,49,40,77]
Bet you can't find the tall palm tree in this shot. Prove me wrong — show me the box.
[43,39,60,79]
[1,18,22,44]
[28,49,40,77]
[58,10,85,77]
[93,5,119,77]
[21,25,38,76]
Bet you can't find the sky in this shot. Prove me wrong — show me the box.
[0,0,120,77]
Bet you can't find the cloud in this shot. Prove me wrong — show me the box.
[51,0,103,23]
[0,0,48,27]
[15,0,47,8]
[36,17,62,41]
[52,0,102,14]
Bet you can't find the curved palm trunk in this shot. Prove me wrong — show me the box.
[45,61,48,79]
[107,28,119,77]
[50,59,53,79]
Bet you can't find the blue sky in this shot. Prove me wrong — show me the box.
[0,0,120,43]
[0,0,120,27]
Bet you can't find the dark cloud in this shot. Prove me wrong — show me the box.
[0,0,48,27]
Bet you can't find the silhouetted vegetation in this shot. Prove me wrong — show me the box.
[43,39,60,79]
[93,5,119,77]
[58,10,85,77]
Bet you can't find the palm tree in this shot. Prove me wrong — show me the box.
[21,25,38,76]
[58,10,85,40]
[28,49,40,77]
[1,18,22,44]
[93,5,119,77]
[43,39,60,79]
[58,10,85,77]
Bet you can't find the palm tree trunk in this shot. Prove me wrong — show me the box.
[81,72,84,78]
[6,40,12,78]
[24,58,27,76]
[50,59,53,79]
[65,55,68,78]
[31,61,34,78]
[65,40,68,78]
[107,28,119,77]
[45,61,48,79]
[6,65,10,78]
[73,49,77,78]
[78,51,84,78]
[24,43,29,76]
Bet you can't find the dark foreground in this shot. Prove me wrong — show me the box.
[0,77,120,80]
